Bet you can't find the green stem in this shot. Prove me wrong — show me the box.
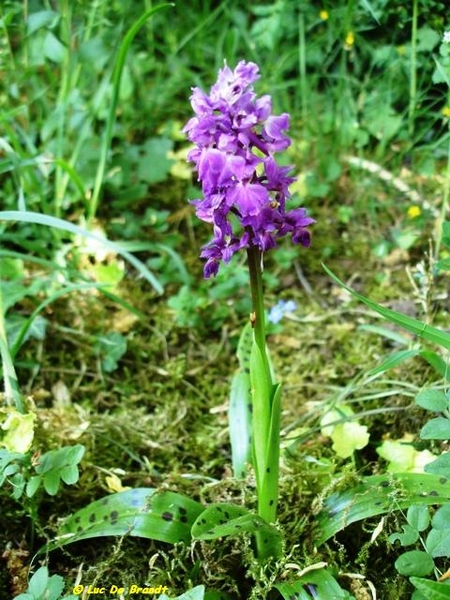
[246,246,268,359]
[246,246,281,550]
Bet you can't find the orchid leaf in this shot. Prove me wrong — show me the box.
[191,503,282,558]
[42,488,203,553]
[315,473,450,545]
[229,322,253,478]
[273,568,352,599]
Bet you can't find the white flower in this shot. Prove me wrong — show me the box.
[443,31,450,44]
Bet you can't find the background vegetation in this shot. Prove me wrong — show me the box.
[1,0,450,598]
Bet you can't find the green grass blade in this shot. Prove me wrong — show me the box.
[10,282,106,358]
[42,488,203,553]
[89,3,174,223]
[315,473,450,545]
[0,211,163,294]
[323,265,450,351]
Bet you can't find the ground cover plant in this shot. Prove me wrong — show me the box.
[1,0,450,598]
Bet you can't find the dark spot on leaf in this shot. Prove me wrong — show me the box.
[77,526,83,533]
[179,507,187,515]
[224,511,230,519]
[440,477,448,484]
[266,467,270,473]
[375,501,382,506]
[303,583,317,596]
[263,538,268,544]
[74,516,80,524]
[101,498,109,506]
[219,519,227,524]
[269,500,274,506]
[429,490,439,496]
[130,498,141,507]
[216,506,223,513]
[89,513,96,523]
[380,480,390,487]
[234,524,242,529]
[180,516,188,523]
[103,516,108,521]
[200,518,207,525]
[110,510,119,524]
[244,367,250,373]
[162,511,174,522]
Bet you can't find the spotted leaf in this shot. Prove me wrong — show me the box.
[315,473,450,545]
[273,568,351,599]
[42,488,203,552]
[191,503,282,558]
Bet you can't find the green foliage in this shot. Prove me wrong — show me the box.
[229,322,253,478]
[46,488,203,551]
[315,473,450,545]
[274,568,355,599]
[192,503,282,560]
[12,566,76,600]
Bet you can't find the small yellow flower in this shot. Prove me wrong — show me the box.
[442,106,450,118]
[344,31,355,49]
[319,9,329,21]
[407,206,421,218]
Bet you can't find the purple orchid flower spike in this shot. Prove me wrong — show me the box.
[183,60,314,278]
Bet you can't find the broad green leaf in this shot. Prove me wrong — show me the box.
[407,505,430,532]
[416,390,449,413]
[28,565,51,597]
[426,528,450,557]
[315,473,450,545]
[26,10,60,35]
[229,322,253,478]
[274,568,352,599]
[323,265,450,351]
[389,523,420,546]
[431,503,450,529]
[395,550,434,577]
[425,453,450,477]
[191,503,282,559]
[159,586,206,600]
[410,577,450,599]
[229,371,252,478]
[421,418,450,440]
[43,488,203,553]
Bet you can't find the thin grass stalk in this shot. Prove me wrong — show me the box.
[87,4,173,226]
[298,9,307,126]
[434,122,450,260]
[408,0,418,137]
